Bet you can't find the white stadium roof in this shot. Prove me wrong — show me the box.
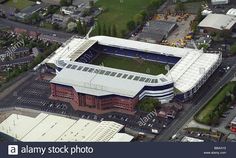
[45,37,97,65]
[167,51,220,93]
[0,113,133,142]
[227,8,236,17]
[90,36,193,58]
[198,14,236,30]
[50,61,172,98]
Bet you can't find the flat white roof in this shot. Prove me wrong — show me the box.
[50,61,172,98]
[0,113,132,142]
[181,136,204,142]
[227,8,236,17]
[167,51,220,93]
[198,14,236,30]
[109,133,134,142]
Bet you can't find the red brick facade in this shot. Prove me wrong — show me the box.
[50,83,139,113]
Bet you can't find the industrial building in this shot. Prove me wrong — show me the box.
[136,20,177,44]
[211,0,229,5]
[198,14,236,33]
[44,36,221,113]
[0,113,133,142]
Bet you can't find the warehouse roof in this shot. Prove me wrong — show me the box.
[198,14,236,30]
[0,113,133,142]
[167,51,220,93]
[50,61,172,98]
[227,8,236,17]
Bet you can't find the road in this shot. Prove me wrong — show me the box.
[156,60,236,141]
[0,18,74,39]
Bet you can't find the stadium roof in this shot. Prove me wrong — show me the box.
[167,51,220,93]
[198,14,236,30]
[0,113,133,142]
[227,8,236,17]
[45,36,198,67]
[50,61,172,98]
[90,36,194,58]
[45,37,97,65]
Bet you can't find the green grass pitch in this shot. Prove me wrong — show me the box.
[92,53,168,75]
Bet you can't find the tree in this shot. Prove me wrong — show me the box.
[230,43,236,55]
[77,20,83,35]
[107,25,111,36]
[134,14,143,25]
[140,10,148,21]
[137,97,160,112]
[60,0,72,6]
[67,22,77,32]
[96,22,102,35]
[89,1,95,8]
[175,1,185,12]
[111,24,117,37]
[52,23,59,30]
[102,23,107,35]
[126,20,136,31]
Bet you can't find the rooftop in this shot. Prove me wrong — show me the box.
[0,113,133,142]
[167,51,220,93]
[198,14,236,30]
[227,8,236,17]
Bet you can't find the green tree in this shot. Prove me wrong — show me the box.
[96,22,102,35]
[107,25,111,36]
[89,1,95,8]
[230,43,236,55]
[134,13,143,25]
[60,0,72,6]
[111,24,117,37]
[52,23,59,30]
[102,23,107,35]
[175,1,185,12]
[137,97,160,112]
[77,20,83,35]
[126,20,136,31]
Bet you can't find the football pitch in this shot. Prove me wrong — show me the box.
[92,53,168,75]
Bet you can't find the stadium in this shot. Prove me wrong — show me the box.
[44,36,222,114]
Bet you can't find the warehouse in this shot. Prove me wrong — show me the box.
[198,14,236,33]
[0,113,133,142]
[136,20,177,44]
[211,0,229,5]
